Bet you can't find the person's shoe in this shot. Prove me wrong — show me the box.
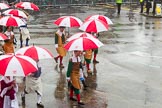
[78,101,85,105]
[59,64,64,68]
[70,97,77,101]
[93,60,99,63]
[54,57,58,63]
[37,102,44,108]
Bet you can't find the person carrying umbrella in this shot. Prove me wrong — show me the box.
[21,60,44,108]
[66,50,85,105]
[2,26,15,54]
[54,26,66,68]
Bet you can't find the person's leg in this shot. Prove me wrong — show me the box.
[81,79,88,90]
[69,86,77,101]
[59,56,64,68]
[54,55,60,63]
[20,40,23,48]
[36,91,44,107]
[117,3,121,15]
[25,38,29,46]
[140,2,144,13]
[21,89,28,105]
[93,49,99,63]
[74,89,84,105]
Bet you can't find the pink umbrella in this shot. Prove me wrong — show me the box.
[54,16,83,27]
[79,19,109,33]
[0,53,38,76]
[0,3,10,10]
[67,32,96,41]
[3,9,28,19]
[0,16,26,27]
[64,36,104,51]
[15,2,39,11]
[0,33,8,40]
[85,14,113,25]
[15,45,54,61]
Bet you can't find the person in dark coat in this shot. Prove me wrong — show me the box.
[146,0,152,15]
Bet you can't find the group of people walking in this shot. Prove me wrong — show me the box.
[54,26,101,105]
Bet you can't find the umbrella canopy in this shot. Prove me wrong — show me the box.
[3,9,28,19]
[0,3,10,10]
[0,33,8,40]
[85,14,113,25]
[0,53,38,76]
[15,2,39,11]
[54,16,83,27]
[79,19,109,33]
[64,37,104,51]
[67,32,95,41]
[0,16,26,27]
[15,45,54,61]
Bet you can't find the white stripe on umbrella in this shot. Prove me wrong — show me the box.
[0,16,25,27]
[0,54,38,76]
[64,37,103,51]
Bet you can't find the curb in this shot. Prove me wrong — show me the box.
[140,13,162,18]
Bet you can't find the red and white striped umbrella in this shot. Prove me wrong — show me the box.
[67,32,96,41]
[3,9,28,19]
[15,2,39,11]
[79,19,109,33]
[0,16,26,27]
[54,16,83,27]
[15,45,54,61]
[85,15,113,25]
[0,53,38,76]
[0,3,10,10]
[64,37,104,51]
[0,33,8,40]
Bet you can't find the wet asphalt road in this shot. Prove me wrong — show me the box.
[12,5,162,108]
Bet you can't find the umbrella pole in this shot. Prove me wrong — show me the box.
[67,27,70,38]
